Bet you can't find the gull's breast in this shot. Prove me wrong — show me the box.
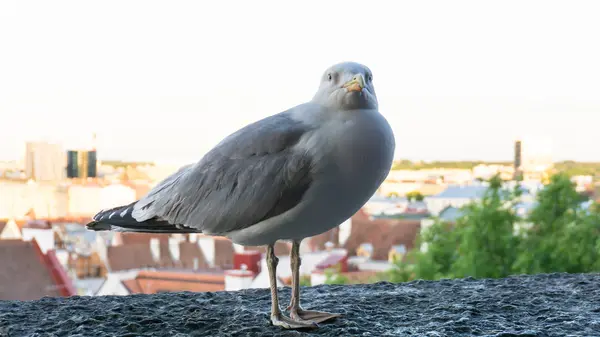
[279,109,396,239]
[228,109,395,245]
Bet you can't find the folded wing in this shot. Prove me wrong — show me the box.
[131,113,315,235]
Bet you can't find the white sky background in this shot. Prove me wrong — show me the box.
[0,0,599,165]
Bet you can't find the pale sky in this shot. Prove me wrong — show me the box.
[1,0,599,165]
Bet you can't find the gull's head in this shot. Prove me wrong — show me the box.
[312,61,378,111]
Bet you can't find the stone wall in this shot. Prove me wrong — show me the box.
[0,273,598,336]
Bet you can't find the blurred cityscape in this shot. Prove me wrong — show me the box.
[1,133,597,301]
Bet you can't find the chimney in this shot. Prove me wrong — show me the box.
[197,236,215,268]
[150,238,160,262]
[233,251,261,276]
[224,268,255,291]
[168,237,181,262]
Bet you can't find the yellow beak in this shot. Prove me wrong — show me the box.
[343,75,365,92]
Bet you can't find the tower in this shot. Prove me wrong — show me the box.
[25,141,65,182]
[513,139,522,180]
[65,132,99,180]
[87,132,98,178]
[66,150,79,178]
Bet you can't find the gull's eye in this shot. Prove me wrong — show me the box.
[368,74,373,82]
[327,73,332,81]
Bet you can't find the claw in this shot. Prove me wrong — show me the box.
[271,314,319,329]
[284,241,342,327]
[289,308,341,324]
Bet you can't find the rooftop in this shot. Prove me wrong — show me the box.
[121,270,225,294]
[429,184,489,199]
[438,206,465,222]
[344,210,421,260]
[0,239,74,301]
[0,273,596,336]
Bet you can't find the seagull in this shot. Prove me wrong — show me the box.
[87,61,395,329]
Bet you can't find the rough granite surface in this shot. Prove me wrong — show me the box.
[1,273,599,337]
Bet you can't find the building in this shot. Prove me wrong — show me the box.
[514,136,554,181]
[24,141,65,182]
[66,183,136,218]
[342,209,422,261]
[122,270,226,294]
[66,132,99,179]
[424,184,488,215]
[67,251,108,279]
[0,239,76,300]
[473,164,515,181]
[97,233,235,273]
[0,181,69,220]
[67,150,98,179]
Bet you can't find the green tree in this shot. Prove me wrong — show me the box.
[513,173,600,274]
[449,175,521,279]
[406,191,425,202]
[381,212,462,283]
[382,172,600,284]
[410,220,459,280]
[386,174,521,282]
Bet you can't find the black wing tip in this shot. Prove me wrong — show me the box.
[87,205,201,234]
[86,220,111,231]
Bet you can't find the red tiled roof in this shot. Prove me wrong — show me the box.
[107,238,220,272]
[107,232,239,272]
[122,279,142,293]
[22,219,52,230]
[107,243,164,271]
[344,209,421,261]
[244,241,291,256]
[122,270,225,294]
[45,249,77,296]
[242,230,339,255]
[114,232,170,245]
[0,239,74,300]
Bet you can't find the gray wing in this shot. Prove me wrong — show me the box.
[131,112,315,234]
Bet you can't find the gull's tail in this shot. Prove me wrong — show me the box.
[86,202,201,234]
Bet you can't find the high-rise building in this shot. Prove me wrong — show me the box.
[87,150,97,178]
[66,150,98,179]
[513,136,553,181]
[24,141,66,182]
[514,140,522,170]
[66,150,79,178]
[66,133,99,180]
[513,140,522,180]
